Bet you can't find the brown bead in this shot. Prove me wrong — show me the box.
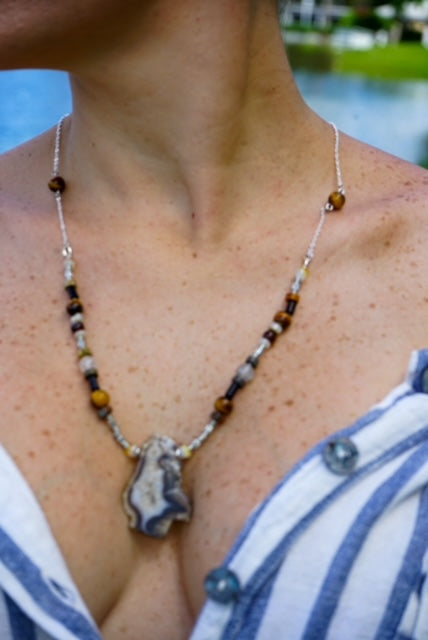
[273,311,293,329]
[48,176,66,193]
[214,396,233,416]
[67,298,83,315]
[263,329,278,344]
[286,292,300,303]
[328,191,346,210]
[91,389,110,408]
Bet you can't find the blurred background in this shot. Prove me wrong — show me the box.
[0,0,427,165]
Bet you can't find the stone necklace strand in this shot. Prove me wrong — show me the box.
[48,116,346,538]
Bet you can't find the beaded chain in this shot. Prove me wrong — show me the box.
[48,115,346,536]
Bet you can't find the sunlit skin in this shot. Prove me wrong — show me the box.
[0,1,427,638]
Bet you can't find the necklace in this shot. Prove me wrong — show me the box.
[48,116,346,538]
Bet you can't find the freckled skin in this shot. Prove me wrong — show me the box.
[0,1,428,638]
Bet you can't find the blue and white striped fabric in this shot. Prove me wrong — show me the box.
[2,350,428,640]
[191,350,428,640]
[0,441,101,640]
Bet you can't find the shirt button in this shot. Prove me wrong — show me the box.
[420,367,428,393]
[323,437,359,475]
[204,567,241,604]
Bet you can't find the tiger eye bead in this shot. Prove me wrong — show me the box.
[214,396,233,416]
[328,191,346,210]
[273,311,293,329]
[48,176,66,193]
[91,389,110,408]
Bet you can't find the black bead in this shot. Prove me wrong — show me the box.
[285,299,298,315]
[225,380,242,400]
[86,373,100,391]
[65,284,79,300]
[246,355,259,369]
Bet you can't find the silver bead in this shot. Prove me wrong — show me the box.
[235,362,255,384]
[79,355,97,373]
[74,330,87,350]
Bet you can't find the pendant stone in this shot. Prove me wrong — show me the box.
[123,435,192,538]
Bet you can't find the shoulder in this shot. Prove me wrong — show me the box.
[339,135,428,261]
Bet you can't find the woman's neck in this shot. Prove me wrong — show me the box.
[61,0,328,240]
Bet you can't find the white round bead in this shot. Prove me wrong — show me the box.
[270,322,283,335]
[236,362,255,384]
[79,355,97,373]
[70,313,84,326]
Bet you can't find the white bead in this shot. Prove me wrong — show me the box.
[270,322,283,335]
[235,362,255,384]
[79,355,97,373]
[70,313,84,326]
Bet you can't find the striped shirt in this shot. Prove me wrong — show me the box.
[2,350,428,639]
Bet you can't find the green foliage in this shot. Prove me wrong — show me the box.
[287,42,428,80]
[338,9,391,31]
[286,44,334,72]
[336,44,428,80]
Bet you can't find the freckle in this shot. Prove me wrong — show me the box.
[128,365,139,374]
[13,404,22,412]
[42,429,51,437]
[329,314,336,322]
[182,280,187,287]
[192,252,198,259]
[28,450,35,459]
[137,401,145,410]
[174,395,182,404]
[284,399,294,407]
[384,240,391,248]
[268,405,276,413]
[369,303,376,309]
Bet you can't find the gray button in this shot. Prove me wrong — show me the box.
[323,437,359,475]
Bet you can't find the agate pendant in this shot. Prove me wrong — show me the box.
[123,435,192,538]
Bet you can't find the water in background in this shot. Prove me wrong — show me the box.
[0,69,427,164]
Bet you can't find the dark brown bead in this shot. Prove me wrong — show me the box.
[285,292,300,316]
[71,321,85,333]
[263,329,278,344]
[48,176,66,193]
[66,299,83,315]
[273,311,292,329]
[328,191,346,210]
[214,396,233,416]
